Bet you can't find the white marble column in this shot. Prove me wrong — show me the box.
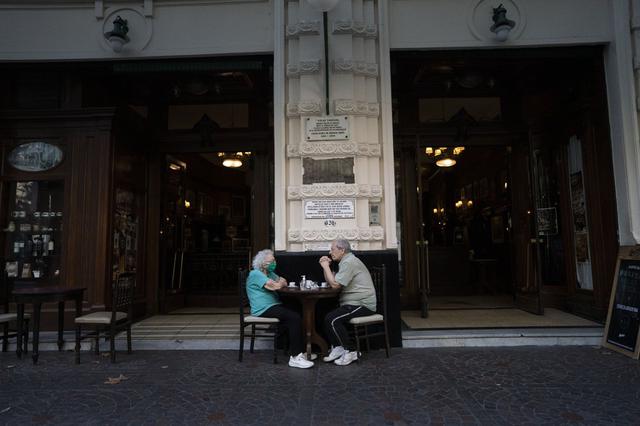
[276,0,397,252]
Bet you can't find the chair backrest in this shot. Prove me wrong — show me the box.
[370,265,387,317]
[238,268,249,320]
[112,272,136,317]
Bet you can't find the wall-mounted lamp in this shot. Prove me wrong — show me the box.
[490,4,515,42]
[104,16,130,52]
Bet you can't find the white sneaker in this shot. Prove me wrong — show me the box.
[334,350,359,366]
[323,346,346,362]
[309,353,318,361]
[289,353,314,369]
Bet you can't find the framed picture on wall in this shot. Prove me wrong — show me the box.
[232,195,245,218]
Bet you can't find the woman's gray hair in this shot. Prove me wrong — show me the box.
[252,249,274,270]
[334,239,351,253]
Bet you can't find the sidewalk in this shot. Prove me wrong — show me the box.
[1,346,639,425]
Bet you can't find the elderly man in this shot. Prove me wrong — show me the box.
[319,239,376,366]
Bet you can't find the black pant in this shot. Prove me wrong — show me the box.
[262,305,303,356]
[324,304,375,351]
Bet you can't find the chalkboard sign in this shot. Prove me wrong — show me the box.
[602,246,640,358]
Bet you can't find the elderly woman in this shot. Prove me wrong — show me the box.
[246,249,314,369]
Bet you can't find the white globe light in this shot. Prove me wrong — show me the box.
[307,0,339,12]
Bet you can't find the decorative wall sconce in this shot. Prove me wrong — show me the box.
[104,16,130,52]
[490,4,515,42]
[425,146,465,168]
[218,152,251,168]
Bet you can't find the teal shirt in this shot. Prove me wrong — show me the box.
[246,269,281,316]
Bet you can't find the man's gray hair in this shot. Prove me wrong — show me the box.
[252,249,273,270]
[334,239,351,253]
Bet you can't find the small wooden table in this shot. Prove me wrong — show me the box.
[277,286,340,358]
[13,286,86,364]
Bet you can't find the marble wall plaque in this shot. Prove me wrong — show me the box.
[305,116,349,141]
[304,199,355,219]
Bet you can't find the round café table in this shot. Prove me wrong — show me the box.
[277,286,340,359]
[13,286,86,364]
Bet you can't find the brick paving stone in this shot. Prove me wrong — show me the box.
[0,347,639,425]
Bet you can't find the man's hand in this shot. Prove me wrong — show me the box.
[319,256,332,268]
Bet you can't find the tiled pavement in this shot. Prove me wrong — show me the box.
[1,346,639,425]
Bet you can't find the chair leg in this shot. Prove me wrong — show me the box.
[95,327,100,355]
[75,324,81,364]
[109,324,116,363]
[23,319,29,354]
[273,326,278,364]
[250,324,256,353]
[239,325,245,362]
[383,323,390,358]
[126,324,132,354]
[2,323,8,352]
[354,326,361,362]
[365,326,371,352]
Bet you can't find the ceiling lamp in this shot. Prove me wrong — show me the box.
[425,146,464,168]
[218,152,251,168]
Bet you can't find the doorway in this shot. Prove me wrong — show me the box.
[393,47,618,324]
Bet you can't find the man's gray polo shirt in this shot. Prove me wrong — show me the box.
[334,252,377,311]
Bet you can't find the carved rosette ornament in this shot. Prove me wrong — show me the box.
[332,21,378,38]
[287,184,383,200]
[286,21,321,38]
[286,60,322,77]
[287,100,323,117]
[333,60,379,77]
[287,142,381,157]
[288,227,385,242]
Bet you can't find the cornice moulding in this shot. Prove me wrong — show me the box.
[287,100,323,117]
[286,59,322,77]
[288,227,385,242]
[287,184,383,199]
[286,21,321,38]
[333,59,379,77]
[334,100,380,117]
[287,142,381,157]
[332,21,378,38]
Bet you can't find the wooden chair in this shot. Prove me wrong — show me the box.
[238,268,281,363]
[0,273,29,353]
[74,272,135,363]
[349,264,390,360]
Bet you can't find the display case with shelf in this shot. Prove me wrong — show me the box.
[3,180,64,284]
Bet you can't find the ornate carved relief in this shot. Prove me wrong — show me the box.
[332,21,378,38]
[287,184,383,199]
[334,100,380,117]
[333,59,379,77]
[288,227,385,242]
[287,60,322,77]
[287,100,323,117]
[286,21,321,38]
[287,142,381,157]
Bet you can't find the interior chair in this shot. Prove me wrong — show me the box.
[348,264,390,360]
[0,272,30,353]
[238,268,281,363]
[74,272,135,363]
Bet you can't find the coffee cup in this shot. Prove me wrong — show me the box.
[288,282,296,287]
[321,282,328,288]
